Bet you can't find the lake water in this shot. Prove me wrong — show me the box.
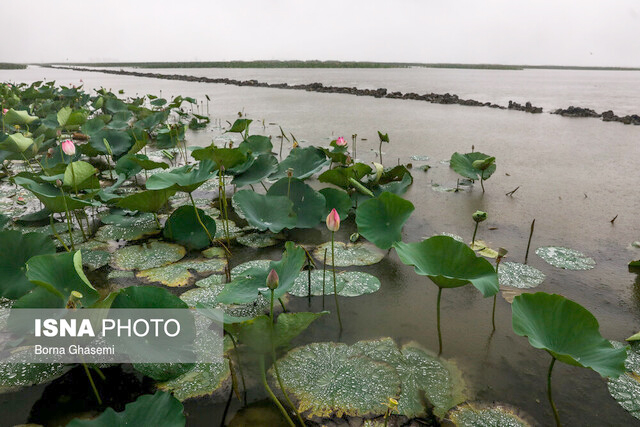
[1,66,640,426]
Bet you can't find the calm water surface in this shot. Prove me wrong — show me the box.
[0,66,639,426]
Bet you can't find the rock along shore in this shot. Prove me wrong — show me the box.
[51,66,639,126]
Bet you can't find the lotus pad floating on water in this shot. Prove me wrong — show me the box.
[231,260,272,277]
[0,347,68,390]
[607,341,640,421]
[111,241,186,271]
[351,338,466,418]
[236,232,281,248]
[313,241,384,267]
[535,246,595,270]
[180,284,269,320]
[67,391,186,427]
[273,341,401,418]
[137,258,226,287]
[498,262,545,289]
[289,270,380,297]
[445,402,536,427]
[95,215,160,242]
[156,322,231,402]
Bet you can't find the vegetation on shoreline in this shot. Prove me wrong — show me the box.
[0,63,27,70]
[45,60,640,71]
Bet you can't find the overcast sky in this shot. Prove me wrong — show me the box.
[1,0,639,66]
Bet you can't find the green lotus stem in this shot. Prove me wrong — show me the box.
[287,175,291,199]
[153,213,161,229]
[92,365,106,381]
[278,298,286,312]
[322,248,328,310]
[492,260,500,331]
[219,169,231,248]
[60,187,75,250]
[189,193,214,244]
[228,333,247,406]
[19,152,36,174]
[74,210,87,242]
[259,355,295,427]
[379,139,383,163]
[547,356,561,426]
[70,161,79,195]
[104,155,114,180]
[82,362,102,405]
[50,214,70,252]
[525,219,535,264]
[437,287,443,355]
[480,169,485,193]
[331,231,343,331]
[270,289,305,426]
[472,222,479,247]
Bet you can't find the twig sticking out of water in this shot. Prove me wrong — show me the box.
[610,214,618,224]
[505,186,520,197]
[524,219,535,264]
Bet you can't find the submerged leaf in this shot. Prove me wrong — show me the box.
[535,246,595,270]
[608,341,640,420]
[446,402,535,427]
[312,241,384,267]
[111,241,186,271]
[498,262,545,289]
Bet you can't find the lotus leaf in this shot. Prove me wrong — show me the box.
[450,152,496,181]
[446,402,534,426]
[289,270,380,297]
[319,163,373,189]
[319,187,351,220]
[236,232,281,248]
[145,161,217,193]
[0,348,68,389]
[498,262,545,289]
[227,118,252,133]
[271,147,330,180]
[274,341,401,418]
[313,241,385,267]
[238,134,273,155]
[63,161,99,190]
[356,192,414,249]
[13,176,97,213]
[0,230,55,300]
[116,188,177,212]
[608,341,640,420]
[0,133,33,153]
[231,154,278,187]
[232,190,297,233]
[163,205,216,251]
[89,129,133,157]
[110,241,186,271]
[535,246,595,270]
[216,242,305,304]
[137,258,226,287]
[66,391,185,427]
[393,236,499,297]
[3,108,38,126]
[512,292,626,377]
[266,177,326,228]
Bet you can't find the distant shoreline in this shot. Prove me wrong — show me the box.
[47,65,640,126]
[10,60,640,71]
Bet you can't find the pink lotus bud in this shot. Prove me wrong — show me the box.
[2,108,7,115]
[336,137,347,146]
[266,269,279,290]
[326,208,340,232]
[47,147,55,158]
[61,139,76,156]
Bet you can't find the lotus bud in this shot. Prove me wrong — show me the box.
[55,179,63,188]
[472,210,487,223]
[66,290,83,309]
[372,162,384,184]
[56,129,62,137]
[266,269,279,290]
[345,155,352,165]
[292,141,299,148]
[286,168,294,178]
[1,108,7,115]
[61,139,76,156]
[336,136,347,146]
[46,147,54,158]
[349,232,359,242]
[326,208,340,232]
[472,156,495,171]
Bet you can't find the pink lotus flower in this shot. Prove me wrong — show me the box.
[61,139,76,156]
[2,108,7,115]
[336,137,347,146]
[266,269,279,290]
[326,208,340,232]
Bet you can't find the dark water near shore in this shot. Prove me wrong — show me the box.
[1,66,639,426]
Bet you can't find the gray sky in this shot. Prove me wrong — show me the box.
[2,0,639,66]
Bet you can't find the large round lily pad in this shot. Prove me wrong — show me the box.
[446,402,536,426]
[289,270,380,297]
[535,246,595,270]
[266,177,326,229]
[232,190,297,233]
[111,241,186,271]
[351,338,466,418]
[498,262,545,289]
[607,341,640,420]
[313,241,385,267]
[95,214,160,242]
[355,192,414,250]
[137,258,226,287]
[512,292,626,377]
[274,341,401,418]
[163,205,216,251]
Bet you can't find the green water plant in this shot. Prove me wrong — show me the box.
[355,191,414,250]
[471,210,487,247]
[512,292,627,426]
[394,236,498,354]
[450,152,496,193]
[377,131,389,163]
[326,208,343,330]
